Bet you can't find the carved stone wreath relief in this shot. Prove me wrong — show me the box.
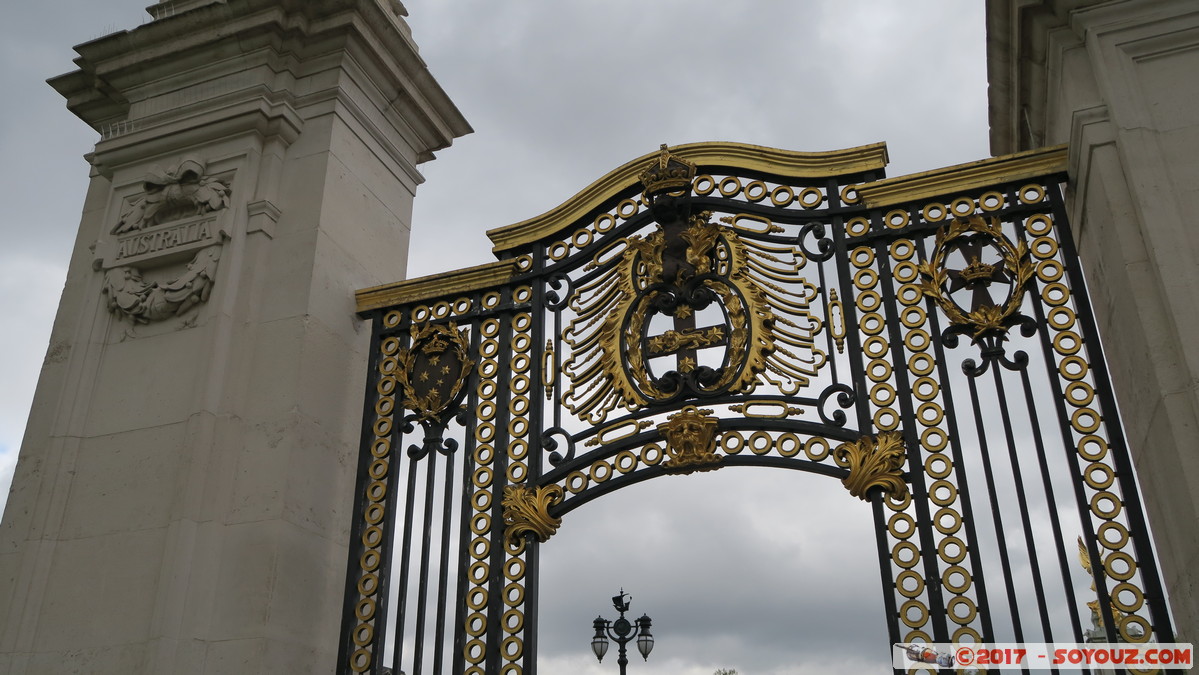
[99,157,231,324]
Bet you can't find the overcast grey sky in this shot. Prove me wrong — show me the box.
[0,2,992,673]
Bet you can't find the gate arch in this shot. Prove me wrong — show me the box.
[340,142,1174,674]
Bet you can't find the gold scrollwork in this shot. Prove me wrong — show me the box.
[834,432,910,501]
[918,215,1034,339]
[397,322,475,422]
[657,406,723,474]
[502,484,564,547]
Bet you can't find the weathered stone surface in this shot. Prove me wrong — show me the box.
[0,1,469,672]
[988,0,1199,641]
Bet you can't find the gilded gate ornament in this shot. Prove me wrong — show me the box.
[561,145,826,424]
[833,432,910,500]
[502,484,564,547]
[397,322,474,423]
[657,405,723,474]
[342,143,1177,674]
[918,215,1034,340]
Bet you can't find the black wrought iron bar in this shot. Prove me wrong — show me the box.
[451,309,485,675]
[433,445,456,675]
[1004,206,1088,649]
[872,214,951,648]
[1017,365,1085,668]
[376,336,412,675]
[390,453,421,673]
[990,365,1056,645]
[966,373,1026,642]
[923,283,997,644]
[1049,184,1176,644]
[523,276,550,675]
[337,316,388,673]
[484,307,516,671]
[412,445,441,674]
[874,491,904,675]
[553,454,851,517]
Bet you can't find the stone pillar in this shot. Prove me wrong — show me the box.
[0,1,469,672]
[988,0,1199,642]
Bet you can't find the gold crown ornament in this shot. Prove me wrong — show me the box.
[638,144,697,196]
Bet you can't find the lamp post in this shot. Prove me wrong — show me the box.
[590,590,653,675]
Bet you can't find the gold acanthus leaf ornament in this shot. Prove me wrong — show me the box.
[502,484,565,547]
[833,432,910,501]
[657,406,723,474]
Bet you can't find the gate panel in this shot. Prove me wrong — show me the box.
[339,142,1174,675]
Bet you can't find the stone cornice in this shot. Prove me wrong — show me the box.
[859,144,1067,208]
[485,141,889,254]
[355,259,522,313]
[48,0,470,162]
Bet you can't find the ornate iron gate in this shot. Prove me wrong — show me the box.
[339,142,1174,674]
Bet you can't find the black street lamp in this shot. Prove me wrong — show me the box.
[590,590,653,675]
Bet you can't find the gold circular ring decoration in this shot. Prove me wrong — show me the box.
[893,261,919,282]
[502,635,524,660]
[953,626,982,644]
[873,408,899,430]
[892,541,921,569]
[1111,582,1144,613]
[1079,436,1103,462]
[948,596,978,625]
[744,180,768,203]
[770,185,795,206]
[1037,259,1064,282]
[356,597,377,622]
[1099,521,1130,550]
[799,187,824,209]
[888,512,916,540]
[503,581,525,607]
[1104,550,1138,581]
[1025,213,1053,235]
[900,599,929,628]
[718,176,743,197]
[846,217,870,237]
[942,565,972,594]
[920,427,948,452]
[885,209,910,229]
[840,184,861,205]
[938,536,968,564]
[921,202,947,223]
[361,549,381,572]
[1054,331,1082,356]
[901,306,927,329]
[466,612,487,637]
[1067,382,1095,407]
[1090,491,1123,519]
[935,507,962,535]
[950,197,975,216]
[930,479,958,506]
[1018,183,1046,204]
[979,191,1005,212]
[352,622,374,648]
[925,455,953,479]
[896,570,925,598]
[503,609,525,634]
[1120,614,1151,643]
